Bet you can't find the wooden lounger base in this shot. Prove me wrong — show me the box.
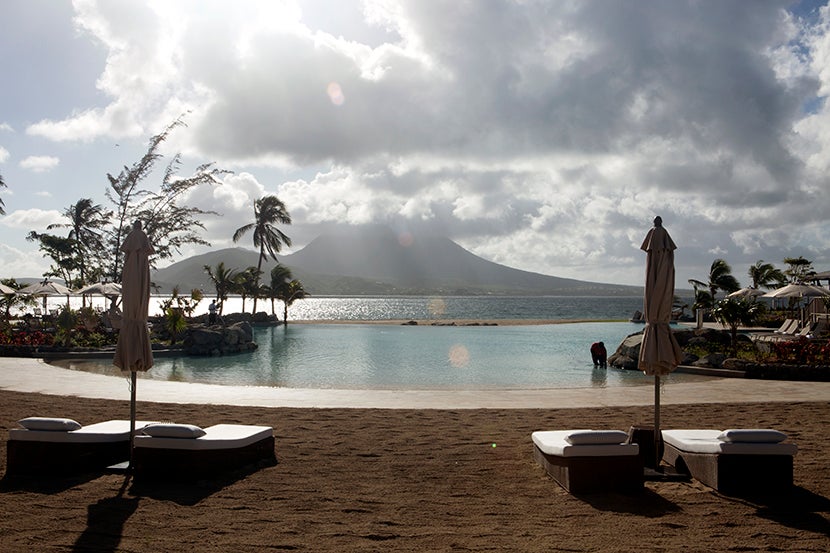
[663,443,793,494]
[133,436,276,481]
[6,440,129,476]
[533,445,644,494]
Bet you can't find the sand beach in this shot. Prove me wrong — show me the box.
[1,353,829,551]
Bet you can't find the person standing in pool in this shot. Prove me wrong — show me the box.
[590,341,607,368]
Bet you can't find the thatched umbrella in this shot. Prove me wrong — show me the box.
[17,279,72,311]
[727,287,765,299]
[113,221,154,469]
[76,282,122,296]
[762,283,830,324]
[638,216,683,470]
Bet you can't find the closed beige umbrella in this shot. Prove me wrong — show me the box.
[638,216,682,470]
[113,221,154,469]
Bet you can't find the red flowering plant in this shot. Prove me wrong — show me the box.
[771,337,830,365]
[0,329,54,346]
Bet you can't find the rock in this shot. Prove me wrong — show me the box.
[721,358,749,371]
[693,353,728,368]
[680,352,699,365]
[183,321,257,356]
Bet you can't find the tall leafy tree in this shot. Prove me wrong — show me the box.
[783,256,814,283]
[47,198,111,288]
[203,262,238,315]
[688,258,740,303]
[25,231,77,284]
[748,260,786,290]
[232,195,292,313]
[105,116,227,280]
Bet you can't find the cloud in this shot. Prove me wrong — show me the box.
[0,242,51,280]
[0,146,8,164]
[1,208,63,231]
[0,123,12,132]
[15,1,830,285]
[19,156,60,173]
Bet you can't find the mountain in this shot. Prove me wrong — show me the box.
[152,226,643,296]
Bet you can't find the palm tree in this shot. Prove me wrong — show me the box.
[269,264,294,317]
[203,262,238,315]
[712,297,765,356]
[275,279,308,325]
[48,199,111,290]
[234,267,261,314]
[232,195,292,313]
[688,258,740,303]
[748,260,786,291]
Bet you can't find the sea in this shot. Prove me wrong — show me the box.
[54,295,707,390]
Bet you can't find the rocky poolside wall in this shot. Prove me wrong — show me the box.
[608,327,830,382]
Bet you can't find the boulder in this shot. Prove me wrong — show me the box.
[183,322,257,356]
[693,353,728,368]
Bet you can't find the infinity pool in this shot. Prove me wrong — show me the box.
[56,322,704,390]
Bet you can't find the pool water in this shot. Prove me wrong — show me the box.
[58,322,704,390]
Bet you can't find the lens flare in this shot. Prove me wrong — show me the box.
[327,82,345,106]
[428,297,446,317]
[398,231,413,247]
[448,344,470,368]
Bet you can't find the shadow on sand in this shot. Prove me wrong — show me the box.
[724,486,830,537]
[128,457,278,506]
[72,480,139,553]
[574,488,682,516]
[0,471,104,494]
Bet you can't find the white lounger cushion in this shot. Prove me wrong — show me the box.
[532,430,639,458]
[9,420,156,443]
[141,423,206,439]
[564,430,629,445]
[662,429,798,456]
[18,417,83,431]
[717,429,787,443]
[133,424,273,451]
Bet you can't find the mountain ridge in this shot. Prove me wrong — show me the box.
[152,226,643,296]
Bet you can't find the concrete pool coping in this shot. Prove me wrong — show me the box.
[2,357,829,409]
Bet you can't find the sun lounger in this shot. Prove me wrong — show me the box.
[132,423,276,480]
[6,418,155,476]
[774,319,798,334]
[531,430,643,493]
[661,429,797,494]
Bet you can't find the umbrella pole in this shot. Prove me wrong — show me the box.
[654,375,661,472]
[129,371,137,471]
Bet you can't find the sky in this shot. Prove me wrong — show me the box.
[1,0,830,288]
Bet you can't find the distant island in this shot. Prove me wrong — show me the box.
[153,225,645,297]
